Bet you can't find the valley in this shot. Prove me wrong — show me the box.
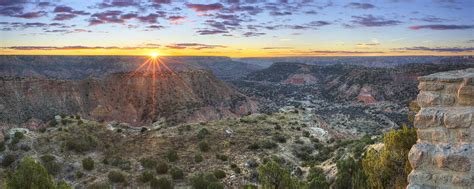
[0,55,473,188]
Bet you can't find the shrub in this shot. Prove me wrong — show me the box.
[75,115,81,119]
[65,134,98,152]
[170,167,184,180]
[231,164,241,174]
[307,167,329,189]
[165,150,178,162]
[20,144,31,151]
[87,182,111,189]
[190,173,212,189]
[194,154,204,163]
[215,154,228,161]
[14,131,24,140]
[2,154,16,167]
[197,128,209,140]
[48,119,58,127]
[274,125,282,130]
[140,171,154,183]
[0,141,5,152]
[150,177,172,189]
[213,169,226,179]
[56,180,73,189]
[140,127,148,133]
[247,142,260,150]
[207,182,225,189]
[140,158,157,169]
[260,140,278,149]
[108,170,126,183]
[82,157,95,171]
[362,126,416,189]
[156,161,169,174]
[78,120,84,125]
[258,160,301,189]
[303,131,310,137]
[272,134,287,143]
[40,155,62,175]
[198,140,210,152]
[7,157,55,188]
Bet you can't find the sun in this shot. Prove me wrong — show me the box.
[150,52,159,59]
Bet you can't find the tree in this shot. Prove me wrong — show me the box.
[307,167,329,189]
[7,157,55,189]
[362,126,416,189]
[258,160,301,189]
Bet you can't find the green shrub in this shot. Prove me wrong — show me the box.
[197,128,209,140]
[258,160,301,189]
[198,140,210,152]
[40,155,62,175]
[303,131,310,137]
[140,171,154,183]
[2,154,16,167]
[194,154,204,163]
[231,164,241,174]
[7,157,55,188]
[213,169,226,179]
[150,177,172,189]
[86,182,111,189]
[156,161,169,174]
[243,184,258,189]
[65,134,98,152]
[107,157,131,170]
[247,142,259,150]
[307,167,329,189]
[215,154,228,161]
[48,119,58,127]
[56,180,73,189]
[108,170,126,183]
[166,150,178,162]
[0,141,6,152]
[140,157,157,169]
[362,126,416,189]
[170,167,184,180]
[272,134,287,143]
[207,182,225,189]
[75,115,81,119]
[14,131,24,140]
[260,140,278,149]
[190,173,212,189]
[82,157,95,171]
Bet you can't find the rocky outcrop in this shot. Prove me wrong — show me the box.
[408,68,473,189]
[0,70,257,126]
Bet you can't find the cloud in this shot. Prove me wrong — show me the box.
[346,2,376,9]
[53,6,89,15]
[262,47,293,49]
[310,50,384,54]
[165,43,227,50]
[243,31,265,37]
[187,3,224,12]
[409,24,474,30]
[97,1,140,8]
[347,15,402,27]
[269,11,291,16]
[89,10,124,25]
[410,15,451,23]
[2,45,161,50]
[394,46,474,52]
[196,29,228,35]
[356,43,379,46]
[15,11,46,19]
[0,6,46,19]
[54,13,77,21]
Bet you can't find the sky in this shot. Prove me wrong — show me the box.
[0,0,473,57]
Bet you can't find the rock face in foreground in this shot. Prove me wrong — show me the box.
[0,70,257,126]
[408,68,473,189]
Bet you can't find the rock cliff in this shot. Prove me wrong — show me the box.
[0,70,257,126]
[408,68,473,188]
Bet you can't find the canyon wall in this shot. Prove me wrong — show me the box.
[408,68,473,188]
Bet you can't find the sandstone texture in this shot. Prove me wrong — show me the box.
[0,70,257,126]
[408,68,474,189]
